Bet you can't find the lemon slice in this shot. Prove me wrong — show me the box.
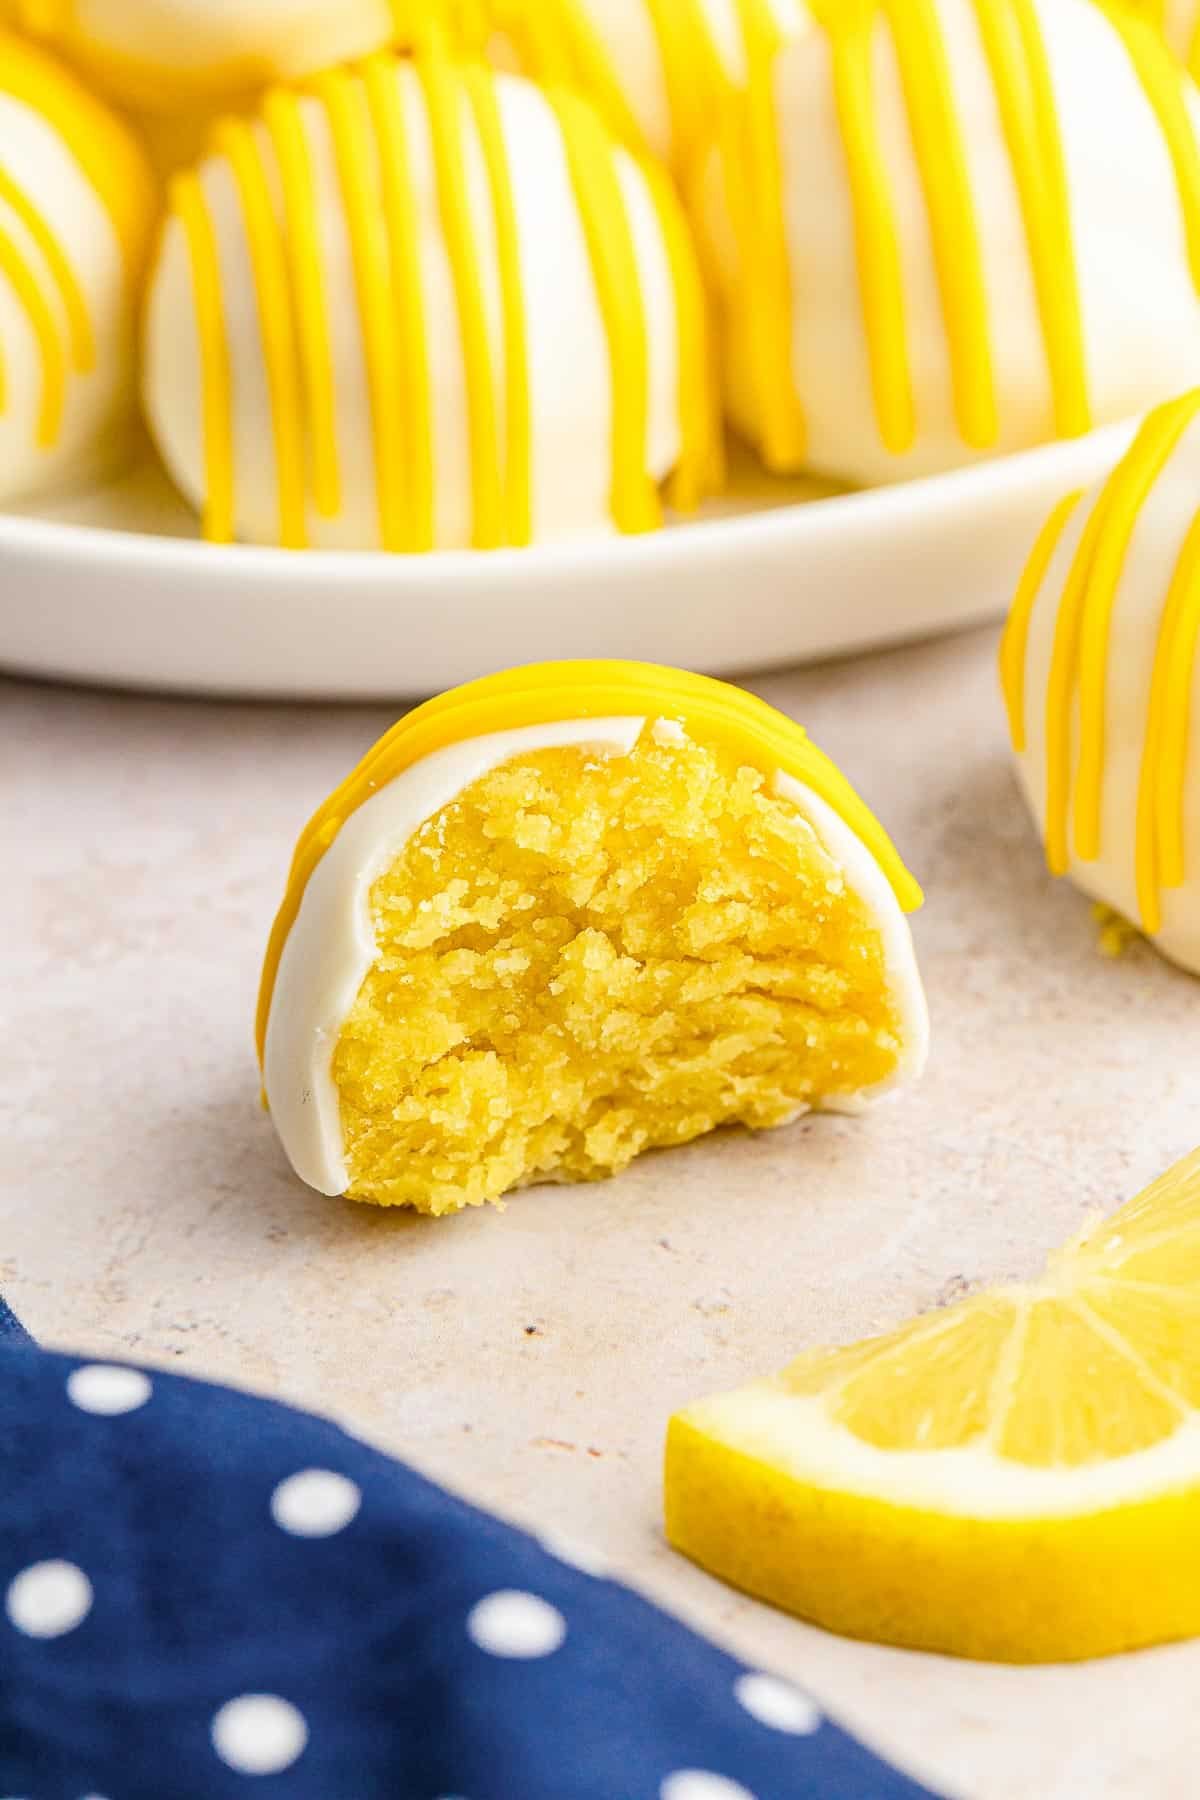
[665,1148,1200,1662]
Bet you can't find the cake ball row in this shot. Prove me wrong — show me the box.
[7,0,1200,546]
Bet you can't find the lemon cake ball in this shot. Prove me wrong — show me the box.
[257,662,928,1215]
[696,0,1200,483]
[0,32,156,505]
[482,0,806,172]
[143,52,716,551]
[1000,388,1200,975]
[5,0,452,112]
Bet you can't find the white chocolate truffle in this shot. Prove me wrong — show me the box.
[697,0,1200,484]
[7,0,411,112]
[257,662,927,1211]
[999,387,1200,975]
[484,0,805,171]
[143,52,716,551]
[0,32,156,506]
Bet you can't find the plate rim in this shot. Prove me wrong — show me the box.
[0,417,1136,581]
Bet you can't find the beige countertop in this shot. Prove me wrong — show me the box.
[5,625,1200,1800]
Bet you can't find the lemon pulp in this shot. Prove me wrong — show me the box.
[666,1148,1200,1661]
[332,726,903,1213]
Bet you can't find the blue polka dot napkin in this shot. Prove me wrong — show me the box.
[0,1316,941,1800]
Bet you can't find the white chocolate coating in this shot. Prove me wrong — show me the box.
[1008,406,1200,976]
[11,0,397,110]
[699,0,1200,484]
[0,71,150,505]
[143,63,685,550]
[264,718,929,1195]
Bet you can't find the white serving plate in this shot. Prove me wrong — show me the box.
[0,422,1135,699]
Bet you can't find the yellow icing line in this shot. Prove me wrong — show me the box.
[171,171,234,544]
[0,220,64,444]
[255,660,924,1062]
[420,49,504,550]
[642,155,720,511]
[0,166,91,372]
[465,64,533,548]
[313,66,406,552]
[549,86,659,534]
[1042,465,1123,876]
[263,89,340,521]
[881,0,996,448]
[732,0,805,468]
[546,0,647,154]
[0,31,155,279]
[1095,1,1200,293]
[999,490,1082,752]
[213,117,308,550]
[642,0,727,170]
[364,54,434,552]
[972,0,1090,438]
[1152,505,1200,892]
[1133,507,1200,931]
[1072,390,1200,862]
[831,16,914,454]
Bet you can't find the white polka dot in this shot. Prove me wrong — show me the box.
[466,1590,566,1659]
[734,1671,822,1735]
[5,1561,92,1638]
[270,1469,361,1538]
[212,1695,308,1774]
[660,1774,757,1800]
[538,1532,610,1577]
[67,1365,152,1416]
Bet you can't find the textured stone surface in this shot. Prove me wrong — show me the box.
[4,628,1200,1800]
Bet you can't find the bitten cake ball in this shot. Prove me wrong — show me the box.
[1000,389,1200,974]
[5,0,444,111]
[143,51,716,551]
[257,662,928,1215]
[696,0,1200,483]
[483,0,806,172]
[0,32,156,505]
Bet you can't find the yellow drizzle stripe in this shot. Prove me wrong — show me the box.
[364,55,434,552]
[642,0,727,169]
[1072,390,1200,861]
[0,31,156,279]
[213,118,307,550]
[545,0,647,154]
[642,156,719,512]
[972,0,1090,438]
[731,0,805,468]
[313,66,406,551]
[0,166,91,372]
[465,64,532,547]
[420,49,504,549]
[1134,505,1200,930]
[263,89,340,520]
[0,220,64,443]
[171,171,234,544]
[830,15,914,454]
[1152,506,1200,892]
[881,0,996,448]
[255,660,925,1062]
[549,86,659,535]
[1096,1,1200,293]
[999,490,1082,752]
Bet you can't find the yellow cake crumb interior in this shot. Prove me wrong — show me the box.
[332,726,904,1213]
